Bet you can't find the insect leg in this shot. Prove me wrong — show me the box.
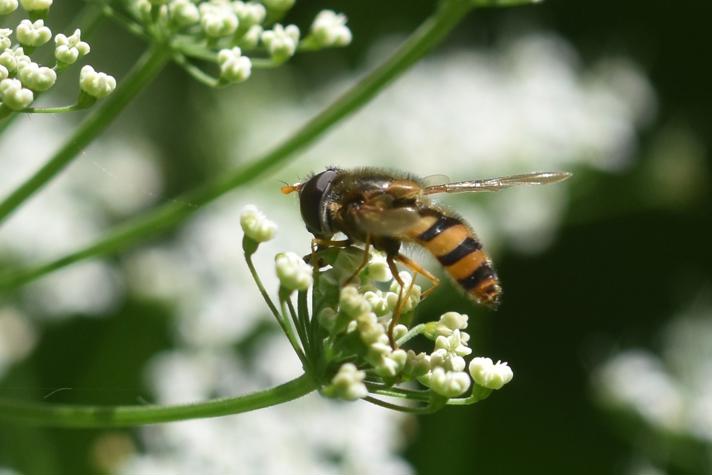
[395,254,440,299]
[343,235,372,285]
[386,256,404,348]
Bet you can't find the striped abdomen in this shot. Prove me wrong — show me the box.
[405,208,501,307]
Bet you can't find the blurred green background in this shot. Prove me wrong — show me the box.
[1,0,711,474]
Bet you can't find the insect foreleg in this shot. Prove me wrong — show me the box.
[395,253,440,299]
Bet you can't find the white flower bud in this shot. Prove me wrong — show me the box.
[0,64,7,80]
[388,271,421,313]
[323,363,367,401]
[427,367,471,398]
[356,312,384,345]
[79,65,116,98]
[232,1,265,27]
[240,24,262,49]
[19,0,51,11]
[310,10,351,47]
[392,324,408,341]
[435,329,472,357]
[17,62,56,91]
[0,78,33,110]
[217,47,251,83]
[0,47,30,73]
[468,357,513,390]
[404,350,431,378]
[0,28,12,50]
[430,348,466,372]
[239,204,276,242]
[373,349,407,379]
[168,0,200,27]
[16,19,51,47]
[275,252,312,291]
[362,290,389,316]
[364,252,391,282]
[338,286,371,318]
[0,0,18,15]
[199,2,238,38]
[261,24,299,61]
[54,29,90,65]
[261,0,293,11]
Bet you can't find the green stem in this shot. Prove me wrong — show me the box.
[0,0,473,291]
[396,323,426,346]
[0,373,316,428]
[173,53,221,88]
[21,103,92,114]
[0,44,172,225]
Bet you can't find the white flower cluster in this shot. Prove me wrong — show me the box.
[0,19,114,111]
[315,253,513,400]
[240,204,277,242]
[126,0,351,84]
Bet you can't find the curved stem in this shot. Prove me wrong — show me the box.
[0,373,316,428]
[0,44,172,226]
[0,0,473,291]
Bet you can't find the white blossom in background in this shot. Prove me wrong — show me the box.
[199,1,238,38]
[0,28,12,49]
[213,32,655,254]
[0,306,37,377]
[0,119,163,318]
[596,307,712,444]
[120,336,413,475]
[16,62,56,91]
[168,0,200,27]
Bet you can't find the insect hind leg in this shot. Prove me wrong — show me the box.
[395,253,440,299]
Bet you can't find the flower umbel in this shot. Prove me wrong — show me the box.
[242,205,514,413]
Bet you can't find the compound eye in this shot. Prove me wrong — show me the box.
[299,169,338,235]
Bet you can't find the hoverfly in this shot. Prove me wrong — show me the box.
[282,167,571,343]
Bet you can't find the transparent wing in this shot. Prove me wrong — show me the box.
[353,205,421,236]
[423,171,572,195]
[421,174,451,187]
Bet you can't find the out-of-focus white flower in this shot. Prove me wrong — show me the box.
[427,367,471,398]
[469,357,513,390]
[0,28,12,49]
[0,0,19,15]
[261,24,299,61]
[199,2,238,38]
[16,19,51,47]
[0,307,37,377]
[54,29,90,65]
[261,0,293,11]
[323,363,368,401]
[17,62,56,91]
[426,311,469,338]
[0,78,33,110]
[275,252,312,291]
[596,350,683,432]
[217,47,252,83]
[79,65,116,98]
[240,24,262,49]
[339,285,371,318]
[0,47,30,73]
[168,0,200,27]
[364,252,392,282]
[19,0,50,11]
[240,204,276,242]
[310,10,351,47]
[232,1,265,27]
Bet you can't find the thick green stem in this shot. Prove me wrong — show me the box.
[0,373,316,427]
[0,44,171,225]
[0,0,473,291]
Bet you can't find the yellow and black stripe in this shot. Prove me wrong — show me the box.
[406,209,501,307]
